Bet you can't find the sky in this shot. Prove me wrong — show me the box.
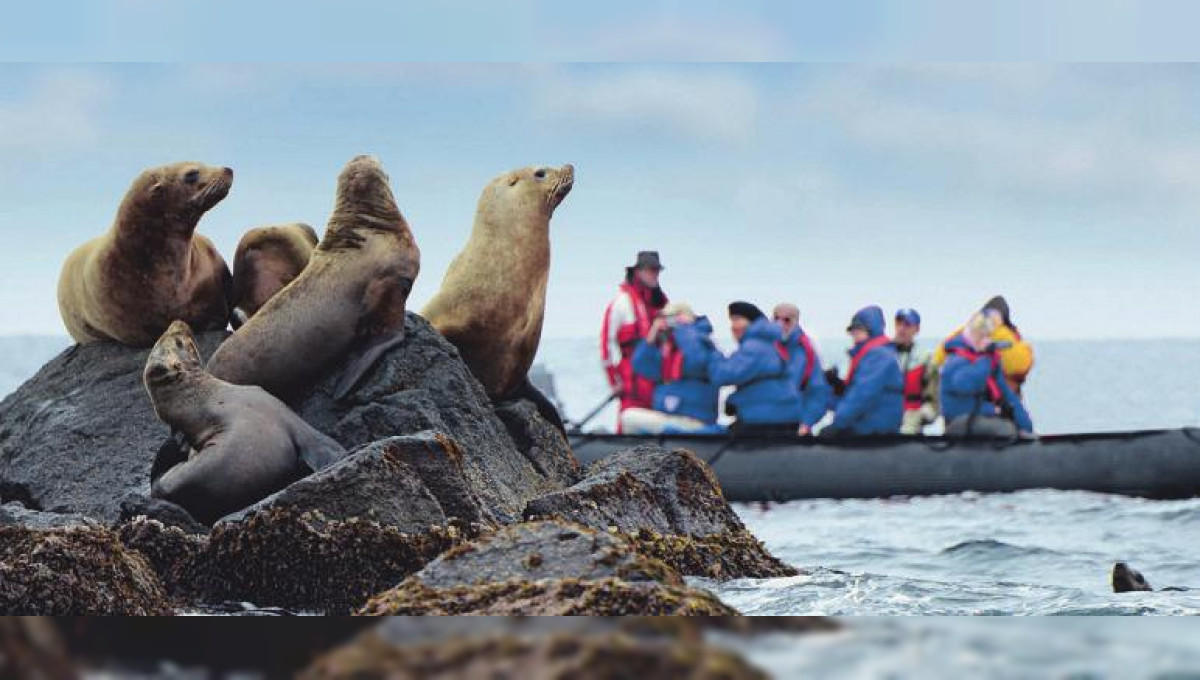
[1,62,1199,342]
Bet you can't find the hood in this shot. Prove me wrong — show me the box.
[849,305,886,338]
[689,315,714,335]
[742,316,783,344]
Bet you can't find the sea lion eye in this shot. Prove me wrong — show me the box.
[183,169,201,184]
[534,169,547,180]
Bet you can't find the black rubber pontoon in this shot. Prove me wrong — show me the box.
[568,428,1200,501]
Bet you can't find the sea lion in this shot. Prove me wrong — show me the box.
[421,164,574,430]
[57,162,234,346]
[206,155,420,400]
[229,222,319,328]
[146,320,346,525]
[1111,562,1191,593]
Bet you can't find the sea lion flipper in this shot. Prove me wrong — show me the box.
[150,429,191,485]
[231,307,249,329]
[333,332,406,400]
[298,431,348,472]
[507,377,568,438]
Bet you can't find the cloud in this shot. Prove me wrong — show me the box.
[176,63,537,96]
[798,64,1200,210]
[0,69,112,149]
[536,67,760,144]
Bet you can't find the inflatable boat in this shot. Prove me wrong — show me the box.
[567,428,1200,502]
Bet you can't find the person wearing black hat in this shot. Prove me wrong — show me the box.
[706,301,804,434]
[892,307,939,435]
[933,294,1034,396]
[600,251,670,429]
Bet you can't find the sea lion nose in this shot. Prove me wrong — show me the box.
[222,167,234,179]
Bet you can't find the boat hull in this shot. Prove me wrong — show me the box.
[567,429,1200,501]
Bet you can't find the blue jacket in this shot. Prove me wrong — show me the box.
[830,306,904,435]
[780,326,833,428]
[707,317,804,425]
[940,333,1034,432]
[631,317,720,423]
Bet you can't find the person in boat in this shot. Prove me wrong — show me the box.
[892,307,939,435]
[823,305,904,437]
[622,302,722,434]
[707,301,804,435]
[600,251,669,431]
[773,302,832,436]
[940,311,1034,437]
[934,294,1034,396]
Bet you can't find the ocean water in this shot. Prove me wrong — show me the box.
[5,337,1200,635]
[533,335,1200,623]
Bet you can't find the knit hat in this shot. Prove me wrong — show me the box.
[983,295,1011,326]
[727,301,764,322]
[661,302,694,319]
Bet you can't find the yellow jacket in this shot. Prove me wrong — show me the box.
[934,324,1034,393]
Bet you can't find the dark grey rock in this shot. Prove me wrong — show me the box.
[411,520,675,589]
[294,313,571,522]
[219,433,486,531]
[494,399,581,489]
[0,501,101,530]
[522,446,798,580]
[118,495,208,536]
[524,445,737,537]
[0,332,227,522]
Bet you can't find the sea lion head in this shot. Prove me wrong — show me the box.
[483,165,575,224]
[144,320,204,390]
[125,162,234,231]
[330,155,403,225]
[1112,562,1153,593]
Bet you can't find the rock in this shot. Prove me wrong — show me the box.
[358,576,736,616]
[0,502,100,530]
[294,313,572,522]
[186,507,464,614]
[58,619,376,677]
[0,332,227,522]
[0,525,170,615]
[115,517,207,597]
[0,617,77,680]
[524,445,797,580]
[400,520,678,588]
[220,434,492,530]
[359,520,736,616]
[302,629,767,680]
[493,399,581,489]
[117,495,208,535]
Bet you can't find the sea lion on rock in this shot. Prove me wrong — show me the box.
[422,164,574,430]
[57,162,234,346]
[229,222,319,328]
[146,320,346,525]
[207,155,420,400]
